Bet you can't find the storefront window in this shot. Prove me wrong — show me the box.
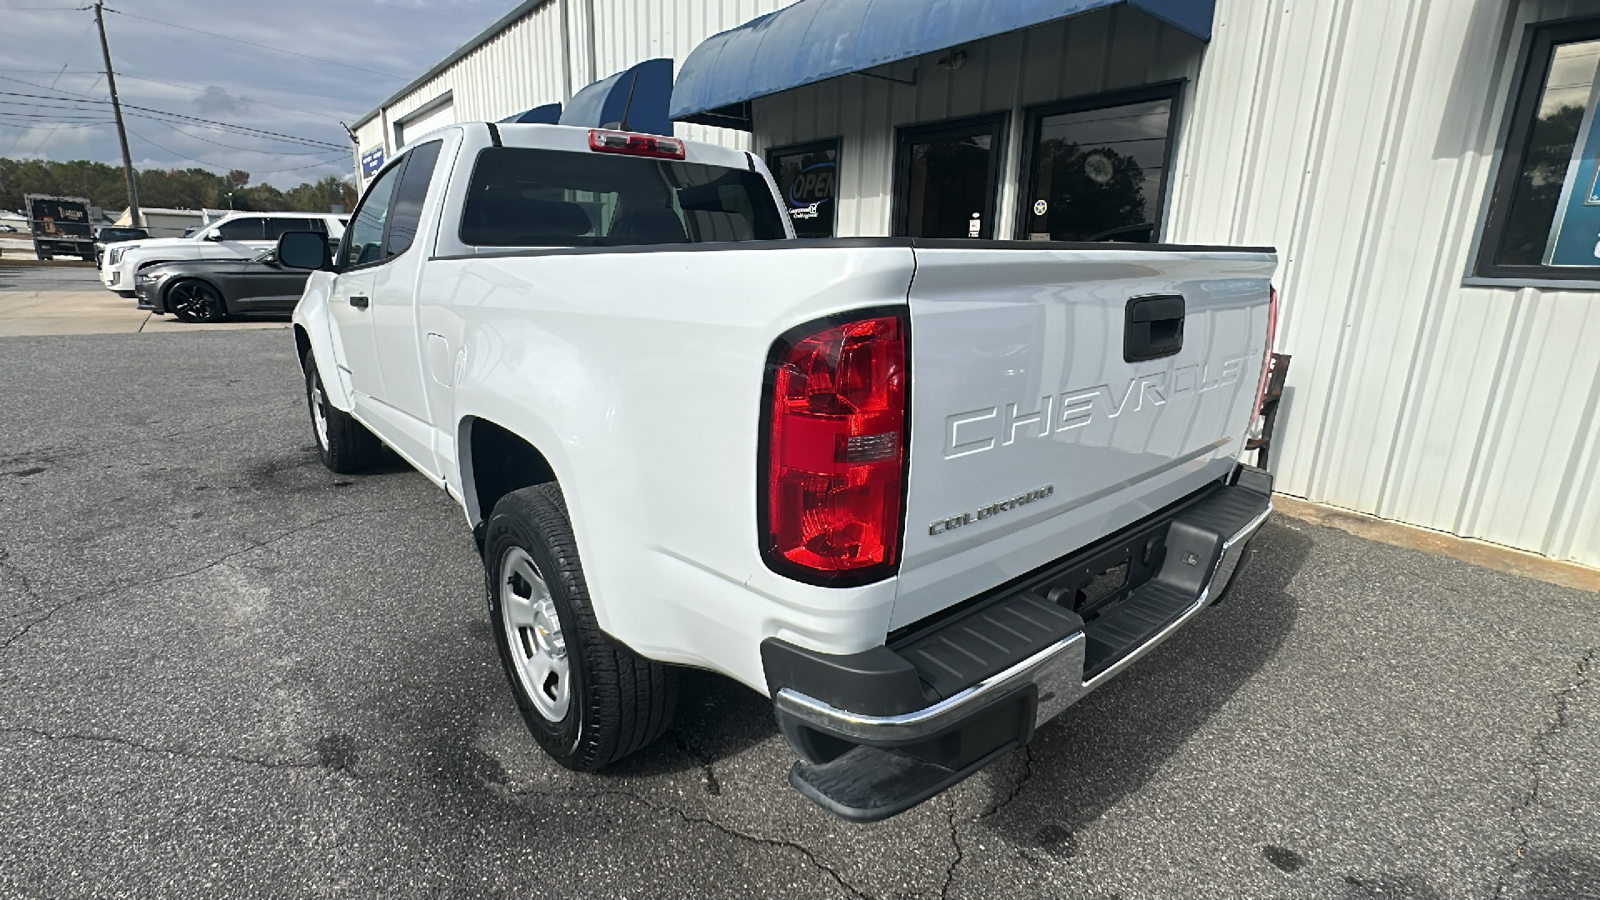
[1022,86,1180,243]
[894,115,1006,239]
[767,140,839,239]
[1478,21,1600,279]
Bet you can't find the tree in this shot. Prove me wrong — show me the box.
[1,156,354,216]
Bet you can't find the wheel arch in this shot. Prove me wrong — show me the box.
[293,324,313,372]
[458,415,559,530]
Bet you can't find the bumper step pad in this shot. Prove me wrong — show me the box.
[772,468,1273,821]
[790,743,1017,823]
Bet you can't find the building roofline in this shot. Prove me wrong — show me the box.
[353,0,553,132]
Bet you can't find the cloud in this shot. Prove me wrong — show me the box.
[192,86,249,117]
[2,0,511,188]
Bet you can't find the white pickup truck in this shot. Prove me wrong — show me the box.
[276,122,1279,822]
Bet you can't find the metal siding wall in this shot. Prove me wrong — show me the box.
[1169,0,1600,566]
[587,0,799,149]
[750,7,1206,239]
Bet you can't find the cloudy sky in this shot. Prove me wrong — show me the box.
[1,0,514,186]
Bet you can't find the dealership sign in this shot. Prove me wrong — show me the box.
[360,147,386,177]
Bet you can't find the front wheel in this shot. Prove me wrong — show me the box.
[166,279,227,323]
[485,483,677,771]
[303,357,382,473]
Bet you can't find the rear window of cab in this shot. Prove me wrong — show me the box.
[459,147,787,248]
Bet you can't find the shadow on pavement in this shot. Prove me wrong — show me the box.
[975,521,1313,844]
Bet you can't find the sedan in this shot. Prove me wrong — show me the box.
[136,249,310,323]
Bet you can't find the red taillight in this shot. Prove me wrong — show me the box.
[588,128,686,160]
[762,313,907,584]
[1251,286,1280,423]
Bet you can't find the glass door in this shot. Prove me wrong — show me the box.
[894,115,1006,239]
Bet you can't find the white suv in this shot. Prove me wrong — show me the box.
[101,212,347,297]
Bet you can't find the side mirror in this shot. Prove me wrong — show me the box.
[278,231,330,270]
[203,232,222,241]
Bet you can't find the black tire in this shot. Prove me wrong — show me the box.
[485,483,677,771]
[166,279,227,323]
[303,357,383,473]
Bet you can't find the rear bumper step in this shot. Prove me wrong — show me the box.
[767,465,1272,822]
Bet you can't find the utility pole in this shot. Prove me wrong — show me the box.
[93,1,140,228]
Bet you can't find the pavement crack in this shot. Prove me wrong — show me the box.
[0,724,324,772]
[978,743,1035,820]
[572,786,869,899]
[940,802,964,899]
[0,503,433,653]
[1492,646,1595,899]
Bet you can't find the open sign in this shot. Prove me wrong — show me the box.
[787,162,835,207]
[768,140,839,239]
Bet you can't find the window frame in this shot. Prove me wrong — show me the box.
[385,140,444,257]
[1014,81,1186,244]
[336,153,410,273]
[891,112,1008,240]
[216,217,268,242]
[1474,17,1600,284]
[453,146,788,248]
[765,137,843,239]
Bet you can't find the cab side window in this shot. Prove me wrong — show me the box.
[386,140,443,256]
[216,217,266,241]
[344,162,403,267]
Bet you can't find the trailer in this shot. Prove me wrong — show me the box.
[25,193,96,261]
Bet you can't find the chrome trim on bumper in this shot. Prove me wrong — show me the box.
[773,502,1271,745]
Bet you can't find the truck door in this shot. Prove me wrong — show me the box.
[325,164,402,425]
[364,139,446,475]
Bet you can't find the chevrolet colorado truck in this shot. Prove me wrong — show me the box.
[276,122,1279,822]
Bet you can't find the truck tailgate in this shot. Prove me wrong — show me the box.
[893,243,1276,630]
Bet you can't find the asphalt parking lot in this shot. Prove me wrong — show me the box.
[1,328,1596,899]
[0,262,285,336]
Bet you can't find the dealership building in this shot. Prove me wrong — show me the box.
[352,0,1600,569]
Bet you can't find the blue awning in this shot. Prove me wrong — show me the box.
[670,0,1214,128]
[559,58,675,136]
[499,102,562,124]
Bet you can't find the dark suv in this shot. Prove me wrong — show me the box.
[94,226,150,265]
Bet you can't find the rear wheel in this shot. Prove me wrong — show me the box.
[485,483,677,771]
[167,279,227,323]
[303,357,383,473]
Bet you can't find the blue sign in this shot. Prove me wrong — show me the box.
[360,147,385,177]
[1546,77,1600,266]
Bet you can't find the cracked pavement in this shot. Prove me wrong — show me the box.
[2,329,1598,898]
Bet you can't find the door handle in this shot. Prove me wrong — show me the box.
[1124,294,1185,362]
[349,295,369,309]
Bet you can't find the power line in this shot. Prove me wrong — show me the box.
[134,116,347,157]
[0,69,359,121]
[103,8,409,81]
[0,91,347,150]
[0,97,342,155]
[127,126,346,180]
[2,15,94,157]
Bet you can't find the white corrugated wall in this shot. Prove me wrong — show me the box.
[363,0,799,158]
[1171,0,1600,566]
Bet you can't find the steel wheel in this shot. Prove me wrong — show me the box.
[166,280,225,323]
[308,367,331,451]
[499,546,570,722]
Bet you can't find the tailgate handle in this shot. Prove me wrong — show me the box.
[1125,294,1185,362]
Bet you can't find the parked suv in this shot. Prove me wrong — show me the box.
[100,212,347,298]
[93,226,149,266]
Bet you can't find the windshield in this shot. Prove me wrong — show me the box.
[459,147,787,247]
